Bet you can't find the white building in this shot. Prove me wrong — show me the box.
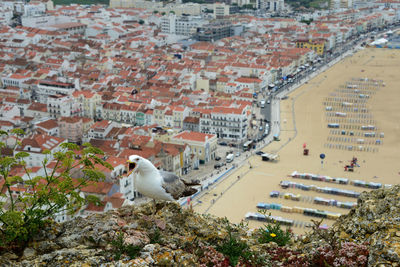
[47,94,83,119]
[87,120,117,140]
[23,2,46,17]
[15,134,66,167]
[1,73,30,88]
[21,15,56,28]
[0,5,13,25]
[119,173,136,202]
[258,0,284,12]
[213,3,230,19]
[35,80,76,103]
[161,14,205,36]
[200,106,248,142]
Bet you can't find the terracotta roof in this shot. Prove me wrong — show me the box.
[81,181,114,195]
[27,102,47,112]
[59,116,82,124]
[104,194,125,209]
[183,116,200,124]
[18,134,65,153]
[85,201,105,212]
[36,119,58,130]
[173,131,216,143]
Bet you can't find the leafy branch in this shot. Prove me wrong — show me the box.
[0,130,113,250]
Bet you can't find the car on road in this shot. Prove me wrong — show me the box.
[259,126,263,131]
[214,163,223,169]
[218,141,228,146]
[215,156,221,161]
[235,152,241,157]
[256,151,264,155]
[267,100,270,104]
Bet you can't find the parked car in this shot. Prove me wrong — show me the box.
[214,163,223,169]
[256,151,264,155]
[215,156,221,161]
[218,141,228,146]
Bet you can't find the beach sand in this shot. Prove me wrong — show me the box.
[193,48,400,234]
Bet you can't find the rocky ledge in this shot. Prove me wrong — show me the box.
[1,185,400,266]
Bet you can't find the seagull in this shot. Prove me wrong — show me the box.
[128,155,199,202]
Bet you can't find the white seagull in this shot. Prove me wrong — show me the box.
[128,155,199,201]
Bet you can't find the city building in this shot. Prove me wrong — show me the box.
[258,0,285,12]
[35,80,76,103]
[196,21,233,42]
[34,119,59,136]
[199,106,248,142]
[58,116,94,144]
[161,14,205,36]
[295,39,325,55]
[213,3,230,19]
[87,120,117,140]
[171,131,217,164]
[47,94,83,119]
[15,134,66,167]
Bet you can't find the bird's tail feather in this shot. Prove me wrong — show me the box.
[182,187,197,197]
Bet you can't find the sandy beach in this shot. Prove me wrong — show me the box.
[193,48,400,234]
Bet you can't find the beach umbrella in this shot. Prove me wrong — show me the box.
[303,143,307,149]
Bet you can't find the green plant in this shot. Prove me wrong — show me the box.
[217,230,252,266]
[0,129,112,250]
[257,210,291,246]
[258,222,292,246]
[216,223,258,266]
[110,232,142,261]
[148,227,162,244]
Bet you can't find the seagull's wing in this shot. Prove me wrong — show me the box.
[159,170,198,200]
[159,170,186,200]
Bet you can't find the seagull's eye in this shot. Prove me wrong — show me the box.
[135,158,139,162]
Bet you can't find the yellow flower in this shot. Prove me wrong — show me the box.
[270,233,276,237]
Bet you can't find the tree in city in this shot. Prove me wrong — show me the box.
[0,129,113,251]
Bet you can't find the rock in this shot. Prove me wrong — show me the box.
[2,186,400,266]
[22,247,36,260]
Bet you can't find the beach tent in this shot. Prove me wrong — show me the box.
[261,153,279,161]
[370,38,388,46]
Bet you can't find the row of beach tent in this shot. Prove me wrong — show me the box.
[245,212,294,226]
[290,171,384,189]
[256,202,341,220]
[269,191,357,209]
[280,181,360,198]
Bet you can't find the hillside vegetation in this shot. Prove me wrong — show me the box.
[1,185,400,266]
